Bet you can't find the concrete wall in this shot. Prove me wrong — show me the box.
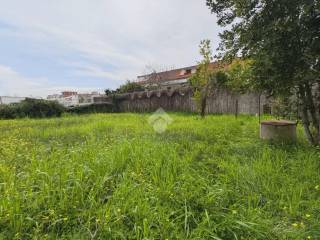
[48,94,104,108]
[116,88,270,115]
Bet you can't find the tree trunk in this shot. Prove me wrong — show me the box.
[298,84,319,145]
[316,81,320,145]
[200,96,207,118]
[301,103,315,144]
[306,83,320,145]
[258,94,261,123]
[305,83,318,130]
[235,99,239,119]
[200,85,210,118]
[317,82,320,144]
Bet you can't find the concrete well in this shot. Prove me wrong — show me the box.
[260,120,297,142]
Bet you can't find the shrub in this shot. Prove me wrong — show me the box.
[272,96,298,120]
[67,103,115,114]
[0,104,19,119]
[0,98,65,119]
[105,81,145,96]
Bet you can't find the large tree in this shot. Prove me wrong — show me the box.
[206,0,320,145]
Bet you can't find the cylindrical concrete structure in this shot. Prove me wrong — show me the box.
[260,120,297,142]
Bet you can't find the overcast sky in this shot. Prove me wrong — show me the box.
[0,0,221,97]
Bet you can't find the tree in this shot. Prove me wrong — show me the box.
[117,80,145,93]
[104,89,114,96]
[206,0,320,145]
[105,81,145,96]
[224,59,256,94]
[189,40,217,118]
[142,65,174,90]
[217,59,257,118]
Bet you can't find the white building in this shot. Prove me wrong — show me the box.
[0,96,26,105]
[47,92,102,107]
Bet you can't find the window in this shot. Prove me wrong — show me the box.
[180,70,186,76]
[185,69,192,75]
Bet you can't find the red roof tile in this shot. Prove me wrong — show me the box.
[137,62,223,84]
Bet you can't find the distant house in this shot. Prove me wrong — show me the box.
[0,96,26,105]
[136,62,222,89]
[47,91,103,107]
[62,91,78,98]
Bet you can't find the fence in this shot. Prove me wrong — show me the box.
[115,88,270,115]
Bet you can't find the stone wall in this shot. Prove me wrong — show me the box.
[115,88,270,115]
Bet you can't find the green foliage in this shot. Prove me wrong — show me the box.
[0,113,319,239]
[215,70,229,87]
[104,88,114,96]
[119,81,144,93]
[206,0,320,87]
[224,59,256,93]
[67,103,115,114]
[0,98,65,119]
[272,96,299,120]
[105,81,145,96]
[189,40,214,90]
[206,0,320,144]
[189,40,217,117]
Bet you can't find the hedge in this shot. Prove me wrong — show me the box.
[67,103,115,114]
[0,98,65,119]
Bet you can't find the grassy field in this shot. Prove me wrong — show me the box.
[0,113,319,239]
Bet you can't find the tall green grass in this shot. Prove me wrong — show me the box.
[0,113,319,239]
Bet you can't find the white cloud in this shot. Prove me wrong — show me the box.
[0,64,103,97]
[0,0,220,96]
[0,65,47,97]
[70,63,124,80]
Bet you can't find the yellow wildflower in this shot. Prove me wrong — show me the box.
[306,214,311,218]
[292,223,299,227]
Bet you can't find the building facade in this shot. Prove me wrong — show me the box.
[47,92,102,107]
[136,62,223,89]
[0,96,26,105]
